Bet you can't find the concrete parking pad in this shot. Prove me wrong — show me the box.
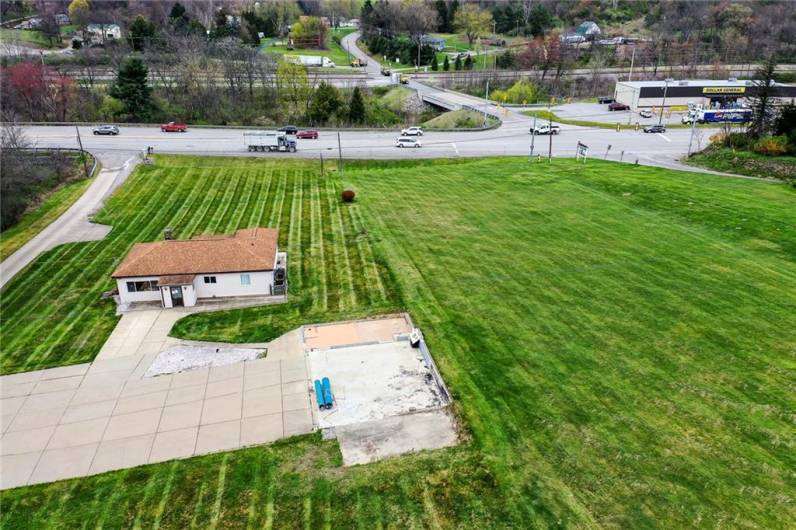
[149,427,198,464]
[90,434,154,474]
[158,401,203,431]
[241,413,283,446]
[303,315,412,350]
[29,443,98,485]
[196,420,240,454]
[0,452,40,489]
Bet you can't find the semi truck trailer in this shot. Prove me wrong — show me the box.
[244,131,297,152]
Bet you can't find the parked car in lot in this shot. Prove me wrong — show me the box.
[381,66,391,76]
[598,96,615,104]
[608,102,629,111]
[278,125,298,135]
[161,121,187,132]
[638,110,653,118]
[296,130,319,139]
[93,125,119,135]
[401,126,423,136]
[643,124,666,133]
[395,137,421,148]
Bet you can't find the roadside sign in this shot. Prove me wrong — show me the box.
[576,142,589,163]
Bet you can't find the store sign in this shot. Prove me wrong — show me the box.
[703,87,746,94]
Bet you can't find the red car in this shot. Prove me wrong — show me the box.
[608,102,629,111]
[160,121,188,132]
[296,130,319,139]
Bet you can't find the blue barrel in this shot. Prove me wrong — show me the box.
[314,379,326,409]
[322,377,333,409]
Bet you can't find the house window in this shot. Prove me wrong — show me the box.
[240,273,251,286]
[204,276,217,284]
[126,280,158,292]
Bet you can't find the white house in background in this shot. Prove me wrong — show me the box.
[87,23,121,41]
[112,228,286,309]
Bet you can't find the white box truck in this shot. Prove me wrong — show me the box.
[244,131,297,152]
[284,55,336,68]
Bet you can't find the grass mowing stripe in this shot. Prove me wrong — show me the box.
[325,176,357,309]
[209,454,229,530]
[151,462,179,530]
[310,174,328,309]
[206,168,243,235]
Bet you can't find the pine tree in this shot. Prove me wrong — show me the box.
[443,55,450,71]
[464,54,474,70]
[348,87,365,124]
[308,82,342,125]
[127,15,156,52]
[431,57,438,70]
[109,56,153,122]
[454,54,462,70]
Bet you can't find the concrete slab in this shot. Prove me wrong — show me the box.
[0,382,35,399]
[195,420,240,454]
[29,443,98,485]
[120,375,172,398]
[165,383,206,406]
[303,316,411,351]
[61,400,116,424]
[0,452,40,489]
[283,409,313,437]
[36,364,89,380]
[32,375,84,394]
[0,396,28,417]
[149,427,197,463]
[205,377,243,398]
[243,369,281,391]
[103,408,162,440]
[308,342,443,428]
[113,390,167,415]
[158,401,202,432]
[200,393,242,425]
[241,414,283,446]
[48,417,109,449]
[282,392,310,412]
[242,386,282,418]
[7,408,64,432]
[90,434,154,475]
[170,368,210,389]
[336,409,458,466]
[70,383,123,406]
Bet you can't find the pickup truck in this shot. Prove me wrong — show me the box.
[161,121,187,132]
[530,124,560,135]
[350,58,367,67]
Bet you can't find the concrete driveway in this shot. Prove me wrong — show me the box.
[0,309,312,490]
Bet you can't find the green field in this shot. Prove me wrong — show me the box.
[2,156,795,527]
[0,172,94,262]
[263,29,356,68]
[0,28,58,48]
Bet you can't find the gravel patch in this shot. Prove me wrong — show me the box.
[145,345,265,377]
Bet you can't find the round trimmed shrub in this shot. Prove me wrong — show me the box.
[341,189,355,203]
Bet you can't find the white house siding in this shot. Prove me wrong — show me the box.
[117,276,162,305]
[193,271,274,299]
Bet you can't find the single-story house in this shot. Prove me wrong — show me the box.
[112,228,286,309]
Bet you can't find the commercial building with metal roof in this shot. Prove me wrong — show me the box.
[614,79,796,111]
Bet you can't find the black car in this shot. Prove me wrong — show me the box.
[93,125,119,135]
[598,96,615,104]
[643,124,667,133]
[278,125,298,135]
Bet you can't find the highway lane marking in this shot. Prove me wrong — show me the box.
[657,133,672,142]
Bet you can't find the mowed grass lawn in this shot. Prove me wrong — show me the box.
[2,156,795,527]
[0,156,400,374]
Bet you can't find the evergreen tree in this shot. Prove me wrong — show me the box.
[431,57,438,70]
[749,56,778,138]
[348,87,366,124]
[434,0,449,32]
[454,54,462,70]
[127,15,156,52]
[464,54,474,70]
[169,2,186,20]
[308,82,342,125]
[109,56,153,122]
[443,55,450,71]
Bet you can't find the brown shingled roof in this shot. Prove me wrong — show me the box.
[112,228,278,278]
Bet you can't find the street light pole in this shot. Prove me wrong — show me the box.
[658,77,674,126]
[687,112,698,157]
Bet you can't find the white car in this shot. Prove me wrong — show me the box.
[639,110,653,118]
[401,126,423,136]
[395,137,421,148]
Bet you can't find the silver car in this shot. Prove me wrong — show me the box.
[93,125,120,135]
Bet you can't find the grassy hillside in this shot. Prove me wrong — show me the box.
[422,108,499,129]
[2,156,795,527]
[686,146,796,183]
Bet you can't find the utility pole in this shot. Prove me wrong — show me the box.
[529,115,537,160]
[320,152,324,177]
[483,80,489,128]
[547,101,553,162]
[687,113,698,157]
[658,78,674,126]
[628,47,635,81]
[337,131,343,176]
[75,126,90,179]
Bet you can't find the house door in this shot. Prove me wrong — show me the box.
[170,286,184,307]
